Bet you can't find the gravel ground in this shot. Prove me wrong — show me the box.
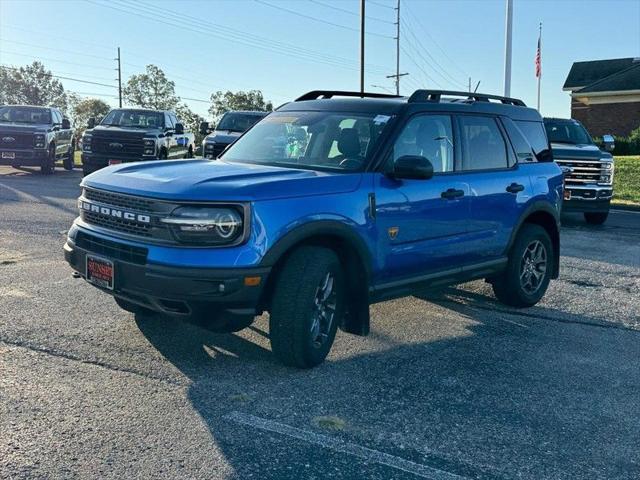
[1,166,639,480]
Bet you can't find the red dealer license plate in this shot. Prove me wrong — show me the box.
[86,255,114,290]
[109,159,122,165]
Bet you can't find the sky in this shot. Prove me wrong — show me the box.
[1,0,639,121]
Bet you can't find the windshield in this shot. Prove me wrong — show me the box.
[216,112,266,133]
[221,110,393,172]
[0,106,51,124]
[101,109,164,129]
[545,120,593,145]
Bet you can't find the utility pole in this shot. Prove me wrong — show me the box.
[503,0,513,97]
[360,0,365,94]
[116,47,122,108]
[386,0,408,95]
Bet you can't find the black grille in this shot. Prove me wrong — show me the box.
[91,133,145,157]
[75,232,148,265]
[84,188,154,212]
[82,211,153,237]
[0,132,34,149]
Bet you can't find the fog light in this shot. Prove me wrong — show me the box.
[144,148,154,155]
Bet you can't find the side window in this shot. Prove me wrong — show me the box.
[170,113,179,126]
[459,115,508,170]
[52,110,62,125]
[501,117,535,163]
[392,114,454,173]
[515,120,552,162]
[164,113,174,129]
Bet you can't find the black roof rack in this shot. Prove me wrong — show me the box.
[408,90,526,107]
[295,90,401,101]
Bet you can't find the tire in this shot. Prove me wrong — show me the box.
[269,246,345,368]
[158,149,168,160]
[184,146,193,159]
[40,146,55,175]
[492,224,553,308]
[63,143,75,170]
[584,211,608,225]
[115,297,154,316]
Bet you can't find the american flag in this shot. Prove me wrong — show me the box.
[535,36,542,78]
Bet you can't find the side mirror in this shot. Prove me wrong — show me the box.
[199,121,210,135]
[174,122,185,135]
[87,117,96,129]
[61,118,71,130]
[393,155,434,180]
[602,134,615,152]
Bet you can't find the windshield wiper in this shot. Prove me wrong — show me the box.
[551,140,577,145]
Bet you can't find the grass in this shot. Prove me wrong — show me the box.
[613,156,640,208]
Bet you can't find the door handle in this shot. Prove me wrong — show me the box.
[441,188,465,199]
[506,183,525,193]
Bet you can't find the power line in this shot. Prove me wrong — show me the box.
[400,45,444,89]
[0,50,115,71]
[254,0,394,39]
[308,0,395,24]
[0,39,114,61]
[369,0,395,10]
[0,66,116,89]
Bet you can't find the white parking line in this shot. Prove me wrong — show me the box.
[225,411,469,480]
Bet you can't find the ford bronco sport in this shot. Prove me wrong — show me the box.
[65,90,563,368]
[0,105,74,174]
[80,108,196,176]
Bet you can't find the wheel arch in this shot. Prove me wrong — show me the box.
[509,202,560,279]
[259,221,372,336]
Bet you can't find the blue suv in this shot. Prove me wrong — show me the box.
[65,90,563,368]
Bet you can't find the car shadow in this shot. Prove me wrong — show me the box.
[134,293,639,479]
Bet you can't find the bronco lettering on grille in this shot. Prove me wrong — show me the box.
[78,200,151,223]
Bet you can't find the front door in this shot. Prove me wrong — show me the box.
[374,114,472,282]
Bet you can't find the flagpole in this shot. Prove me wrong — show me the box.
[537,22,542,111]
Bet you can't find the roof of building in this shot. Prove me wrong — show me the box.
[576,64,640,94]
[564,57,640,90]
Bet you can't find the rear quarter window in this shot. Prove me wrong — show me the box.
[514,120,552,162]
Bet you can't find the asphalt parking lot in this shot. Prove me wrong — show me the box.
[1,166,639,480]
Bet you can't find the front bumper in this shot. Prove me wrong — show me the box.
[563,185,612,213]
[82,153,157,173]
[0,148,48,166]
[64,230,270,319]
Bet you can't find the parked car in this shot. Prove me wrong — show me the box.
[544,117,614,224]
[65,89,563,368]
[200,110,268,159]
[0,105,74,174]
[81,108,196,176]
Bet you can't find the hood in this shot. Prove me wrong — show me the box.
[82,159,362,201]
[0,122,49,133]
[550,142,611,160]
[92,125,160,136]
[204,130,241,144]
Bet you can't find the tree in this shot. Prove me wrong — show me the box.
[208,90,273,122]
[175,103,206,143]
[0,62,68,113]
[123,65,179,110]
[70,98,111,135]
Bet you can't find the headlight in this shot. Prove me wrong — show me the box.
[82,134,92,152]
[599,161,614,184]
[34,134,46,149]
[143,139,155,156]
[161,206,245,245]
[601,161,613,170]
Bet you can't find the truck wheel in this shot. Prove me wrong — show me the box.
[63,144,75,170]
[492,224,553,308]
[584,212,608,225]
[40,146,55,175]
[115,297,154,316]
[269,246,345,368]
[158,149,168,160]
[184,146,194,159]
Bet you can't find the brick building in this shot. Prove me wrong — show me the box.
[563,58,640,137]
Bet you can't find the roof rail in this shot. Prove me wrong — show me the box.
[407,90,526,107]
[295,90,401,101]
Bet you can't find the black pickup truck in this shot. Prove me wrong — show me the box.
[0,105,75,174]
[80,108,196,176]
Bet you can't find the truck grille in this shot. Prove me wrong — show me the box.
[555,158,604,185]
[205,142,228,158]
[79,188,175,242]
[0,132,34,149]
[91,133,145,157]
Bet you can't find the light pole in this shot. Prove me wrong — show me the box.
[503,0,513,97]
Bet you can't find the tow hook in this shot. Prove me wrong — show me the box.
[72,271,81,279]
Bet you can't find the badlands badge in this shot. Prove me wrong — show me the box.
[388,226,399,240]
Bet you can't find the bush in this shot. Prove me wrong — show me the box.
[613,126,640,155]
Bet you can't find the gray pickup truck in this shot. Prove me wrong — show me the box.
[0,105,75,174]
[544,118,615,225]
[200,110,267,159]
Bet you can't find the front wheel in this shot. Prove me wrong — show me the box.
[492,224,553,308]
[41,146,55,175]
[584,211,608,225]
[63,143,75,170]
[184,146,194,159]
[269,246,345,368]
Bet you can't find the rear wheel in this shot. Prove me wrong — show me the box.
[584,211,608,225]
[492,224,553,308]
[63,143,75,170]
[269,246,345,368]
[41,145,55,175]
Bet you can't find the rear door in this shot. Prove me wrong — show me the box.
[164,112,178,158]
[457,114,533,262]
[375,113,473,281]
